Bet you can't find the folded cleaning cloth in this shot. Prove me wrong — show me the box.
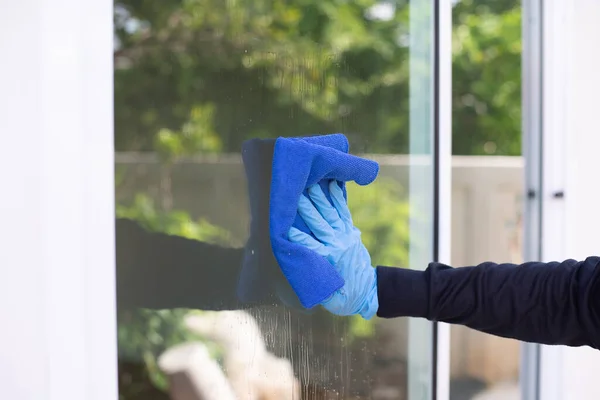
[270,134,379,309]
[238,135,354,309]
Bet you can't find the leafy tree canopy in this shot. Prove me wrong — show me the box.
[114,0,521,156]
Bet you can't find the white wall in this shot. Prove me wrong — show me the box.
[0,1,117,399]
[537,1,600,399]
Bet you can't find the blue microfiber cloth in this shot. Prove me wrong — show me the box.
[270,134,379,309]
[238,135,355,309]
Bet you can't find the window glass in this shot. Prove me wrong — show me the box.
[114,0,437,399]
[450,1,522,399]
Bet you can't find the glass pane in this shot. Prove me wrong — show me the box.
[114,0,437,399]
[450,0,522,399]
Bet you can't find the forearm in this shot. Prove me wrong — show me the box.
[376,257,600,349]
[116,218,245,311]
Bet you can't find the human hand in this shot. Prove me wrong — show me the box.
[288,181,378,319]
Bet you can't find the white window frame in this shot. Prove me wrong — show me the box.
[0,1,117,399]
[522,0,600,399]
[407,0,452,399]
[435,0,453,399]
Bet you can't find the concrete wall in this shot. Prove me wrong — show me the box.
[115,153,525,385]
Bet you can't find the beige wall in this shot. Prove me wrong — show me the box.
[116,153,525,385]
[451,156,523,384]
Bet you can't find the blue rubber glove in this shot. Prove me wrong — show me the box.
[288,181,379,320]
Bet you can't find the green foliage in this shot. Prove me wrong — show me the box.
[347,178,410,267]
[154,104,222,163]
[115,0,522,156]
[346,177,410,340]
[118,308,221,392]
[116,193,234,245]
[452,0,522,155]
[348,314,376,339]
[114,0,412,154]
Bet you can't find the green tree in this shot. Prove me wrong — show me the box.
[452,0,522,155]
[114,0,412,154]
[115,0,522,156]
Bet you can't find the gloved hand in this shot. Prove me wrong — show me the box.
[288,181,379,320]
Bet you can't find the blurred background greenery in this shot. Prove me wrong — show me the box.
[114,0,521,156]
[114,0,521,398]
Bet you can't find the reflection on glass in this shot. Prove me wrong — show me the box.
[114,0,435,399]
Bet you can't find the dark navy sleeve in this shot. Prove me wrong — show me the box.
[116,218,245,311]
[376,257,600,349]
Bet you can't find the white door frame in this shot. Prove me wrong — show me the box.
[522,0,600,399]
[0,1,118,399]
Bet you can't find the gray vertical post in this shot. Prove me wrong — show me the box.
[520,0,543,398]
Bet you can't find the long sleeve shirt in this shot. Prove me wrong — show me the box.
[116,217,246,311]
[116,217,600,349]
[376,258,600,349]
